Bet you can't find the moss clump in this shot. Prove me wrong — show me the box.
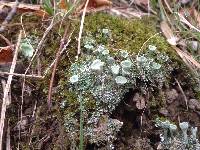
[82,13,177,57]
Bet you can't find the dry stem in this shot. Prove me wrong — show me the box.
[0,30,22,150]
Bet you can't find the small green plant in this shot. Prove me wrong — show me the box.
[156,118,200,150]
[43,0,54,16]
[42,0,81,17]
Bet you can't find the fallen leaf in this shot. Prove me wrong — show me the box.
[0,2,48,17]
[78,0,112,12]
[88,0,112,8]
[58,0,68,10]
[0,45,14,64]
[133,0,148,6]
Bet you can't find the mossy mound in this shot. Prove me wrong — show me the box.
[56,12,182,105]
[54,13,188,148]
[5,12,198,149]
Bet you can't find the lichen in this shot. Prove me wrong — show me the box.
[8,12,199,149]
[156,118,200,150]
[49,13,187,147]
[61,23,173,147]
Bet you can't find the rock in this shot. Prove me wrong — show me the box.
[166,89,179,104]
[189,99,200,111]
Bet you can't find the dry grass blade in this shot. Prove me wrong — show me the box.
[160,19,200,71]
[175,78,188,110]
[160,20,178,46]
[1,80,11,106]
[193,9,200,28]
[173,46,200,69]
[6,122,10,150]
[109,7,149,18]
[0,31,22,150]
[177,13,200,33]
[77,0,90,57]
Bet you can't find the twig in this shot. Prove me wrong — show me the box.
[77,0,90,58]
[0,30,73,80]
[0,34,13,48]
[1,80,11,106]
[6,120,10,150]
[0,0,19,33]
[20,14,55,77]
[0,30,22,150]
[175,78,189,110]
[0,71,43,78]
[27,100,37,146]
[47,25,70,109]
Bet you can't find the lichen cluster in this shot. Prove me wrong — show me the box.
[156,118,200,150]
[61,27,172,147]
[37,13,195,148]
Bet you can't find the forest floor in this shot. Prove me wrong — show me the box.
[1,0,200,149]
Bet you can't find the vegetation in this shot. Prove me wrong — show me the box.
[0,0,200,149]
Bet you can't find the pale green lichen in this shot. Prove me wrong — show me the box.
[62,25,172,147]
[24,13,197,148]
[156,118,200,150]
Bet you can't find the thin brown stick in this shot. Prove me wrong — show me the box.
[27,100,37,146]
[47,25,70,109]
[0,34,13,48]
[0,30,22,150]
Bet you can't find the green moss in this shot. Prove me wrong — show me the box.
[82,13,177,58]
